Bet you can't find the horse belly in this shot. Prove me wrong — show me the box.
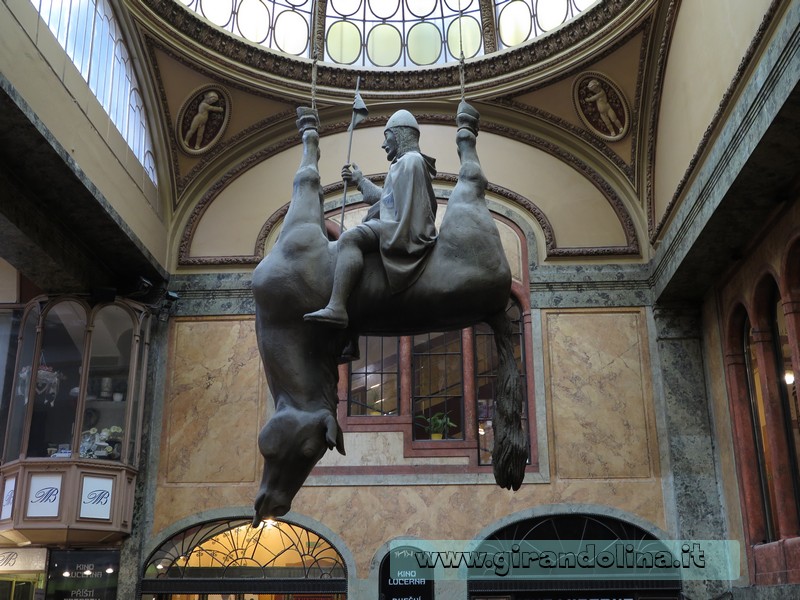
[253,235,335,320]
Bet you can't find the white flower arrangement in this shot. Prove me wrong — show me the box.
[79,426,124,459]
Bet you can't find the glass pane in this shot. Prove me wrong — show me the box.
[143,518,346,580]
[367,23,402,67]
[0,310,22,461]
[331,0,362,16]
[4,305,37,461]
[446,14,481,59]
[498,0,532,47]
[408,21,442,65]
[574,0,597,9]
[368,0,400,19]
[406,0,437,18]
[27,301,86,458]
[80,305,133,461]
[745,321,777,540]
[444,0,474,10]
[349,336,399,416]
[412,331,463,440]
[30,0,157,184]
[200,0,234,27]
[237,0,271,44]
[274,9,309,55]
[327,19,362,64]
[535,0,568,32]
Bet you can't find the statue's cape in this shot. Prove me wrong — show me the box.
[363,150,438,293]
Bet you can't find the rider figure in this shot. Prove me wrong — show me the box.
[304,110,438,328]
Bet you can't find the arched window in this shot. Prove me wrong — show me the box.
[772,291,800,518]
[142,518,347,597]
[744,316,778,541]
[30,0,157,184]
[470,512,682,597]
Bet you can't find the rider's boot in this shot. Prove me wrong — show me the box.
[303,303,348,328]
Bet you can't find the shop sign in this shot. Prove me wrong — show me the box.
[0,547,47,572]
[1,475,15,520]
[27,474,62,518]
[79,477,113,520]
[380,545,434,600]
[46,550,119,600]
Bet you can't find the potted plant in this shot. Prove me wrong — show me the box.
[416,411,457,440]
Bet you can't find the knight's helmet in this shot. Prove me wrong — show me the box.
[384,109,419,133]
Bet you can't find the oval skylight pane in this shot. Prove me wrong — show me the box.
[200,0,234,28]
[367,23,402,66]
[574,0,597,10]
[236,0,270,44]
[286,0,312,6]
[444,0,474,11]
[274,9,309,55]
[327,19,362,64]
[407,21,442,65]
[406,0,437,19]
[447,15,480,59]
[331,0,362,17]
[368,0,400,20]
[498,1,532,47]
[535,0,568,32]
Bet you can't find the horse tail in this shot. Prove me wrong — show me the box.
[487,310,528,490]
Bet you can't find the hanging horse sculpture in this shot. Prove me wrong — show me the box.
[252,102,527,523]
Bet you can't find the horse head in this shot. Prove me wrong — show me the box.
[253,403,345,523]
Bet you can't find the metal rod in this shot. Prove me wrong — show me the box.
[339,75,361,233]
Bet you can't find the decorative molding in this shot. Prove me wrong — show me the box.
[478,0,497,55]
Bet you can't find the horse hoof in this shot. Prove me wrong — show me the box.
[303,308,349,328]
[456,101,480,134]
[296,106,319,133]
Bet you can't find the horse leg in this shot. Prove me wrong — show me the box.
[452,101,488,200]
[486,309,528,490]
[280,107,327,234]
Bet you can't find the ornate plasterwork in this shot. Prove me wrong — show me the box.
[573,72,630,142]
[177,114,640,266]
[176,84,231,155]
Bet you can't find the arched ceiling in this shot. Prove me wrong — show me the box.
[123,0,662,268]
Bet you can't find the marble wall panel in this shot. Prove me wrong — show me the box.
[544,309,655,479]
[161,317,265,484]
[152,479,667,577]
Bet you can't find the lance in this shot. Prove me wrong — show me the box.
[340,76,368,232]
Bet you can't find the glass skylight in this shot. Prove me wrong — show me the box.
[178,0,598,68]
